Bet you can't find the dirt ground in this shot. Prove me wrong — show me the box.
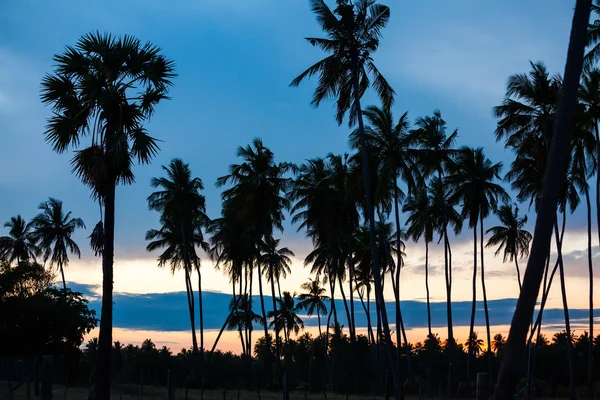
[4,382,386,400]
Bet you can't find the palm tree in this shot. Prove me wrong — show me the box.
[227,294,265,358]
[260,236,294,361]
[403,187,435,337]
[486,204,532,291]
[147,159,210,354]
[464,332,484,357]
[578,69,600,392]
[40,32,175,399]
[290,1,401,394]
[268,291,305,342]
[0,216,39,264]
[446,146,509,375]
[493,2,592,398]
[217,138,292,365]
[492,334,507,356]
[297,278,329,337]
[584,1,600,70]
[350,105,419,355]
[30,198,85,290]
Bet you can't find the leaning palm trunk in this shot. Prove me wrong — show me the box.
[584,178,594,397]
[256,261,271,355]
[185,269,199,352]
[354,67,402,400]
[269,269,282,365]
[492,2,591,396]
[554,219,578,400]
[96,182,116,400]
[467,223,478,385]
[480,218,492,376]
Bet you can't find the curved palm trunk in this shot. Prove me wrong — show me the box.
[337,273,353,335]
[346,242,357,342]
[514,258,522,292]
[493,1,591,397]
[185,270,199,352]
[235,279,247,357]
[198,269,204,355]
[467,223,478,385]
[353,63,402,400]
[554,218,578,400]
[96,181,115,400]
[480,218,492,376]
[269,269,282,376]
[584,179,594,397]
[358,288,374,343]
[393,187,409,350]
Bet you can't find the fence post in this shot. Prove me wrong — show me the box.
[27,368,31,400]
[139,371,144,400]
[40,356,53,400]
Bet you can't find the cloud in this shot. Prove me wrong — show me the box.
[82,286,599,337]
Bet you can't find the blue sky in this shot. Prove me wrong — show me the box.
[0,0,597,349]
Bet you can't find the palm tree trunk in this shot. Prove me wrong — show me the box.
[595,122,600,247]
[425,240,432,337]
[317,312,322,338]
[480,218,492,376]
[514,258,522,292]
[584,177,594,397]
[358,288,373,343]
[353,63,402,400]
[492,1,591,397]
[58,259,67,290]
[256,261,271,353]
[234,279,247,357]
[346,238,357,342]
[270,269,282,367]
[337,272,353,335]
[393,186,409,349]
[96,181,116,400]
[198,268,204,355]
[185,269,199,352]
[554,217,578,400]
[468,223,478,385]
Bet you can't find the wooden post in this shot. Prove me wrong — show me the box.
[34,357,40,397]
[40,356,53,400]
[476,373,490,400]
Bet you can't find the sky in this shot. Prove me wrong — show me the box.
[1,0,599,352]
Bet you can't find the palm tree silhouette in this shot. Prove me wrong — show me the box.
[290,0,401,393]
[403,187,435,337]
[446,146,509,375]
[0,216,39,264]
[30,198,85,290]
[147,158,210,355]
[298,278,329,337]
[40,32,175,399]
[486,204,532,291]
[268,291,305,342]
[217,138,292,369]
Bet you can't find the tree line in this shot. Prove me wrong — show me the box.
[2,1,600,399]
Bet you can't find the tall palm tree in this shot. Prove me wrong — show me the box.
[227,294,265,358]
[260,236,294,361]
[493,1,592,398]
[0,216,39,264]
[217,138,292,363]
[446,146,509,375]
[403,187,435,337]
[30,198,85,290]
[40,32,175,399]
[578,69,600,392]
[290,0,401,394]
[428,175,463,372]
[350,105,419,354]
[297,278,329,337]
[147,159,210,354]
